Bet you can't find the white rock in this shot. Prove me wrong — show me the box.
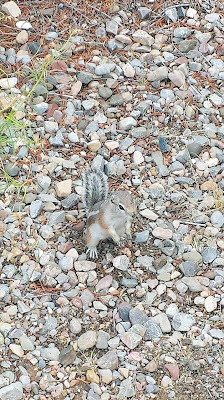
[122,63,135,78]
[105,140,119,150]
[115,34,132,44]
[0,77,17,89]
[209,93,223,106]
[0,382,23,400]
[133,150,144,165]
[140,209,158,220]
[204,296,217,312]
[87,140,101,152]
[168,70,186,87]
[55,179,72,198]
[161,375,173,388]
[119,117,137,131]
[133,29,154,46]
[70,318,82,334]
[77,330,97,350]
[44,121,58,133]
[186,8,198,19]
[94,112,107,123]
[16,21,32,30]
[2,1,21,17]
[9,344,24,357]
[147,66,168,81]
[205,13,220,23]
[66,248,79,260]
[98,369,113,384]
[152,313,171,333]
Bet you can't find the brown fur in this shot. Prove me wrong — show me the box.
[98,211,109,231]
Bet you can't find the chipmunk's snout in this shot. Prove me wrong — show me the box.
[127,203,136,216]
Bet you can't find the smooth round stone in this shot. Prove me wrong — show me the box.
[5,163,19,177]
[98,86,113,99]
[70,318,82,334]
[77,330,97,350]
[210,211,224,228]
[204,296,217,312]
[16,20,32,30]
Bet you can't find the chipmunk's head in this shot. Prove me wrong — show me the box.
[110,190,136,216]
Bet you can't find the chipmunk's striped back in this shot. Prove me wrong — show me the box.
[82,168,108,210]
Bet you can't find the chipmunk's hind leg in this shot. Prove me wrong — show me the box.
[85,229,100,259]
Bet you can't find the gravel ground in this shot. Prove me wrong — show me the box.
[0,0,224,399]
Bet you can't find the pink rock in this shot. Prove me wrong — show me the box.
[158,114,165,123]
[175,57,188,65]
[96,275,113,292]
[165,363,180,381]
[47,103,58,118]
[128,351,142,361]
[71,81,82,96]
[199,43,208,53]
[53,110,63,123]
[168,70,186,88]
[58,242,73,253]
[51,60,68,72]
[71,297,83,308]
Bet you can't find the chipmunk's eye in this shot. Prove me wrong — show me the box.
[119,204,125,210]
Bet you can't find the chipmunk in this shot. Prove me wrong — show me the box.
[82,168,136,258]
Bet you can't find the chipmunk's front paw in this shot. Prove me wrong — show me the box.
[86,247,98,259]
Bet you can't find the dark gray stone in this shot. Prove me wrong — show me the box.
[5,163,19,177]
[76,71,93,84]
[61,194,78,209]
[187,142,203,156]
[118,302,132,322]
[98,86,113,99]
[180,261,201,276]
[109,94,124,106]
[59,345,76,366]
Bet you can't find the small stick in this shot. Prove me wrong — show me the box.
[177,220,206,227]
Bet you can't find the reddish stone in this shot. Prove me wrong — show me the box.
[51,60,68,72]
[165,363,180,381]
[128,352,142,361]
[203,270,215,279]
[175,57,188,65]
[216,45,224,56]
[58,242,73,254]
[47,103,58,118]
[95,275,113,292]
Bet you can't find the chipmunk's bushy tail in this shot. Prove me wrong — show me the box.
[82,168,108,210]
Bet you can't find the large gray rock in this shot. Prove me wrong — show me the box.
[172,313,195,331]
[0,382,23,399]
